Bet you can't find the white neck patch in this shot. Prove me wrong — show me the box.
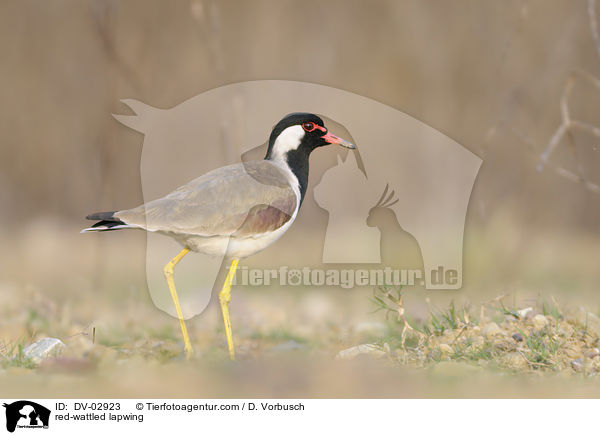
[270,125,305,163]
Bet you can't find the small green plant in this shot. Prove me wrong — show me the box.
[371,286,403,321]
[498,300,520,320]
[0,339,37,370]
[427,310,446,335]
[422,300,467,336]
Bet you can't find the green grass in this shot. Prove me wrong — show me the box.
[520,328,560,367]
[368,290,600,374]
[0,339,37,370]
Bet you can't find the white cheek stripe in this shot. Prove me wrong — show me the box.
[271,125,304,162]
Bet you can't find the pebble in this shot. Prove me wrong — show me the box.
[502,352,529,370]
[438,344,453,355]
[557,323,574,337]
[512,332,524,342]
[493,337,515,352]
[482,322,503,339]
[532,314,549,330]
[469,336,485,351]
[22,338,65,365]
[517,307,534,320]
[335,344,386,360]
[585,312,600,337]
[565,346,583,359]
[571,358,584,373]
[588,357,600,372]
[586,348,600,359]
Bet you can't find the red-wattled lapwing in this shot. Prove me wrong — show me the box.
[82,113,355,360]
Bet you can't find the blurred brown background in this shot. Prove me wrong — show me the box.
[1,0,600,397]
[1,0,599,226]
[2,0,599,295]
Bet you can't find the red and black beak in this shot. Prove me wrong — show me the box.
[321,131,356,149]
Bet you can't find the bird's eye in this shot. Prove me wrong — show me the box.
[302,122,315,132]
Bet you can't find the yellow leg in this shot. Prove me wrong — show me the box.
[163,247,193,358]
[219,259,239,360]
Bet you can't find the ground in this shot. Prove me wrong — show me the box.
[2,283,600,398]
[1,224,600,397]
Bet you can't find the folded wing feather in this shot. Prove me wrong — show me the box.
[115,160,297,237]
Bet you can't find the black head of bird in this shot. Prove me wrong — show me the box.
[265,113,355,202]
[265,113,355,160]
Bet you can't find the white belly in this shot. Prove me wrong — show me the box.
[171,159,301,259]
[179,212,297,259]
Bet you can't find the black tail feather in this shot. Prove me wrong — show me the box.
[86,211,119,221]
[89,219,127,229]
[82,210,129,232]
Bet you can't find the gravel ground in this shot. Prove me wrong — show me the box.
[2,281,600,398]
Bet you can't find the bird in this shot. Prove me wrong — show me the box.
[82,112,356,360]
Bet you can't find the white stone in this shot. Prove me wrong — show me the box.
[335,344,386,360]
[532,314,549,330]
[517,307,534,319]
[23,338,65,364]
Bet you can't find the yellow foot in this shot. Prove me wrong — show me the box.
[184,343,194,359]
[163,247,194,359]
[219,259,239,360]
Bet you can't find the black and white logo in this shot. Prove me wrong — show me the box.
[3,401,50,433]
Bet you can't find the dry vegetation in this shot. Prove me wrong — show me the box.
[362,288,600,375]
[2,276,600,399]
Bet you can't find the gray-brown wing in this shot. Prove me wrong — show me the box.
[115,160,297,237]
